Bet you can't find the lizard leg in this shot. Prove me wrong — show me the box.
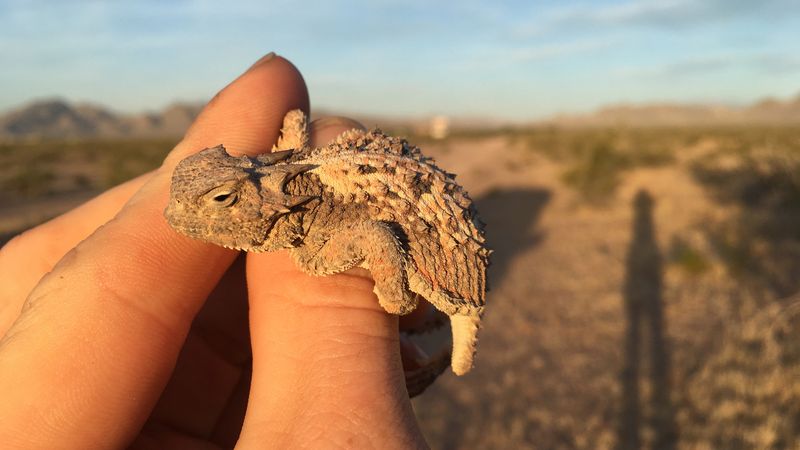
[291,221,418,315]
[272,109,309,151]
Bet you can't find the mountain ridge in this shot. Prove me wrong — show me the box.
[546,94,800,127]
[2,93,800,140]
[0,99,203,140]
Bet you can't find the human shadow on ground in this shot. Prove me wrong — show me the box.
[473,187,551,293]
[617,190,678,450]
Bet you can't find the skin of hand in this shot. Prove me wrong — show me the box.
[0,53,430,449]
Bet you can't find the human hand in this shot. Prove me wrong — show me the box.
[0,53,429,449]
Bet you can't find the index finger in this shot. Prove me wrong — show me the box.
[0,53,308,449]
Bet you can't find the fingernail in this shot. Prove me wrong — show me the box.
[248,52,276,71]
[310,116,366,131]
[412,343,430,367]
[400,335,430,369]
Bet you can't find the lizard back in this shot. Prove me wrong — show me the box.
[290,129,489,312]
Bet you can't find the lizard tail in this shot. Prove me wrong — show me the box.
[450,313,481,375]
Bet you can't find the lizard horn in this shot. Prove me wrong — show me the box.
[257,149,294,165]
[258,164,317,191]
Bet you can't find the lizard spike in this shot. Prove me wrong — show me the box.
[203,144,228,158]
[257,149,294,165]
[285,195,316,208]
[275,195,317,213]
[258,164,317,191]
[265,194,317,215]
[282,164,317,178]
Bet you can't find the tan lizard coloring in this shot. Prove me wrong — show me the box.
[165,110,490,395]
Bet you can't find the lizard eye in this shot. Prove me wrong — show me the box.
[204,186,239,208]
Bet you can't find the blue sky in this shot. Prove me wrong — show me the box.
[1,0,799,120]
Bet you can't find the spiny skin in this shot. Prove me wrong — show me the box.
[165,110,490,394]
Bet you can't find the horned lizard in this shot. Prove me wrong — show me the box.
[165,110,490,394]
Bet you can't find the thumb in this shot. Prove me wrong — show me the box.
[0,53,309,449]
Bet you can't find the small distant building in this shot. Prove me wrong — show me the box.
[429,115,450,139]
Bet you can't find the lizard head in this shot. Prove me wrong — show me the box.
[164,145,315,250]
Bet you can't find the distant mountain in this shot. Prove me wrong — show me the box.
[2,93,800,140]
[547,94,800,127]
[0,99,203,140]
[0,99,491,141]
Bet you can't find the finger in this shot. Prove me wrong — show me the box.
[167,53,308,162]
[0,53,313,332]
[308,115,365,144]
[307,117,436,339]
[238,119,426,447]
[0,52,310,329]
[0,172,152,335]
[0,53,308,448]
[145,254,251,443]
[239,253,426,449]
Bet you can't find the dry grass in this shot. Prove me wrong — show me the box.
[0,138,175,204]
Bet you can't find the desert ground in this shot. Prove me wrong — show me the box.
[2,126,799,449]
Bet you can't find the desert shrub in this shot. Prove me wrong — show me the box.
[689,126,800,294]
[561,142,628,203]
[681,300,800,449]
[669,236,711,276]
[692,151,800,218]
[521,127,678,202]
[1,165,56,196]
[0,138,175,202]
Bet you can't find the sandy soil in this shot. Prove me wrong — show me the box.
[0,190,98,244]
[411,136,798,449]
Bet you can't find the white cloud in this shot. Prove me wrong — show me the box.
[454,37,618,72]
[516,0,800,36]
[614,53,800,79]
